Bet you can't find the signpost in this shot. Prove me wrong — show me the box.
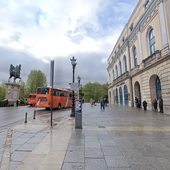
[50,60,54,127]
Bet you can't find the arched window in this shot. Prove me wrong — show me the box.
[124,85,128,106]
[116,65,118,78]
[119,61,122,75]
[124,56,127,72]
[133,46,138,67]
[155,76,162,100]
[149,29,156,55]
[119,87,123,105]
[116,88,118,105]
[109,73,111,83]
[113,70,115,81]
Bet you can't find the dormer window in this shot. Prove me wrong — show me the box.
[145,0,149,9]
[130,23,133,32]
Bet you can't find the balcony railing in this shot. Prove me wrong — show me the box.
[131,65,140,76]
[108,71,129,89]
[142,50,161,68]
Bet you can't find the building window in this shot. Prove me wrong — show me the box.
[133,46,138,67]
[109,73,111,84]
[124,55,127,72]
[149,29,156,55]
[130,23,133,32]
[145,0,149,9]
[116,65,118,78]
[122,37,125,43]
[116,88,118,105]
[119,61,122,75]
[155,76,162,100]
[113,70,115,80]
[118,44,120,49]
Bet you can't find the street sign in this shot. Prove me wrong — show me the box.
[70,83,79,91]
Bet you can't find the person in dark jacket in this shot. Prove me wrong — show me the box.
[135,97,138,107]
[153,99,158,112]
[143,100,147,111]
[159,97,163,113]
[100,99,105,110]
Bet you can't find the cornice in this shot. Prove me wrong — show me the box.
[128,0,158,46]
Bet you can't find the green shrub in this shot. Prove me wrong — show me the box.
[7,104,14,107]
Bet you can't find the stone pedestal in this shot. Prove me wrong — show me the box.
[5,82,21,104]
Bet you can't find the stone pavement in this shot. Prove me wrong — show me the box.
[1,103,170,170]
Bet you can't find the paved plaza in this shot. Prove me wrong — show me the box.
[0,103,170,170]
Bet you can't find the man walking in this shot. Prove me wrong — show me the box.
[159,97,163,113]
[143,100,147,111]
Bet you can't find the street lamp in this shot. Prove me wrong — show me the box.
[77,76,81,101]
[70,56,77,117]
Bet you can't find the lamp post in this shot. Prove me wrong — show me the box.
[70,56,77,117]
[77,76,81,101]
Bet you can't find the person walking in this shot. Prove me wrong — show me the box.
[90,98,94,107]
[143,100,147,111]
[104,98,107,107]
[135,97,138,108]
[100,99,105,110]
[153,99,158,112]
[159,97,163,113]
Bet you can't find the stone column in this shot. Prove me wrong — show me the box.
[159,1,169,55]
[138,26,143,64]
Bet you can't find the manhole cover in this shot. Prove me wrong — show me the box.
[98,126,105,128]
[73,165,83,169]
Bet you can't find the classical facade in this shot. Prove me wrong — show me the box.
[107,0,170,114]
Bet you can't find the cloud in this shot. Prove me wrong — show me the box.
[0,46,107,87]
[0,0,137,88]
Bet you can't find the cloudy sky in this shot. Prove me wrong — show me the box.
[0,0,137,88]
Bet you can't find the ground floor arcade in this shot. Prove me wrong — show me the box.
[108,54,170,115]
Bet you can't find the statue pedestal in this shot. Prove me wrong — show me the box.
[5,82,21,104]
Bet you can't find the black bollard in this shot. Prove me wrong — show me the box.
[33,110,36,119]
[24,112,27,123]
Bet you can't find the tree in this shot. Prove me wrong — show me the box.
[0,82,6,101]
[82,82,108,102]
[26,70,47,96]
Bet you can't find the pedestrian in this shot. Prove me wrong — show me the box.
[153,99,158,112]
[104,98,107,106]
[90,98,94,107]
[135,97,138,107]
[143,100,147,111]
[159,97,163,113]
[94,99,96,106]
[100,99,105,110]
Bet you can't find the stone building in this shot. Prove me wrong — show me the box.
[107,0,170,114]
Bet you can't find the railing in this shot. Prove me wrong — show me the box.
[108,71,129,89]
[131,65,140,76]
[142,50,161,68]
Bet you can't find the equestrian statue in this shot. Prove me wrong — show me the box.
[8,64,22,82]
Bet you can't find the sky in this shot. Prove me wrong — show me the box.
[0,0,137,88]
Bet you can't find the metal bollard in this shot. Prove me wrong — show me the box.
[24,112,27,123]
[33,110,36,119]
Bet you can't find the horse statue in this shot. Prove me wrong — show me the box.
[8,64,22,82]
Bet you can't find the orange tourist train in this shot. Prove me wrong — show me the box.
[35,87,74,109]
